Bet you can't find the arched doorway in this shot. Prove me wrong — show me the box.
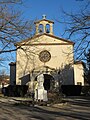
[34,73,55,91]
[34,73,55,101]
[43,74,54,91]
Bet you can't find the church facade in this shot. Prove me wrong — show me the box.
[10,15,84,101]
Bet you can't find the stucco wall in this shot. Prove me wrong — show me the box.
[16,35,74,85]
[74,63,84,86]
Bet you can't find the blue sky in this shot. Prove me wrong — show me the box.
[1,0,88,74]
[19,0,86,37]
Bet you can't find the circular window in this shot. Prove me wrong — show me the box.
[39,50,51,63]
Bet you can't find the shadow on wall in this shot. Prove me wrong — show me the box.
[20,74,30,85]
[58,64,74,85]
[19,64,74,86]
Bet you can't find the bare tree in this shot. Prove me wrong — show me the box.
[84,49,90,84]
[0,69,9,87]
[0,0,34,65]
[0,0,23,4]
[57,1,90,61]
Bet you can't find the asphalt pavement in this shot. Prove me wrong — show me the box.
[0,96,90,120]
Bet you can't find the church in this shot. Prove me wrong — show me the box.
[9,15,84,101]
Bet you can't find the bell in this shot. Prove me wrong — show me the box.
[39,28,42,33]
[46,29,49,33]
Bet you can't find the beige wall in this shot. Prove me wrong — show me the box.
[16,35,74,85]
[74,63,84,86]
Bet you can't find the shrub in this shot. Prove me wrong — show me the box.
[81,86,90,96]
[61,85,82,96]
[2,85,28,97]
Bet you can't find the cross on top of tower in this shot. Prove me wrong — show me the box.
[42,14,46,19]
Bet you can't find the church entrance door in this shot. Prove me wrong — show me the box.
[43,74,54,91]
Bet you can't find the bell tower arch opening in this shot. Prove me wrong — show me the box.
[46,24,50,33]
[38,24,44,33]
[34,15,54,35]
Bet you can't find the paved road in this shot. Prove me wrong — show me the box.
[0,97,90,120]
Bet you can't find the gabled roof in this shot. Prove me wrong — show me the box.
[15,33,75,46]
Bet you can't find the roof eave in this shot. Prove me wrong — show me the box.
[34,19,54,24]
[15,33,75,46]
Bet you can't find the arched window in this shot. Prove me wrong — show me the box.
[46,24,50,33]
[39,24,44,33]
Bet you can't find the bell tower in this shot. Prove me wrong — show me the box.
[34,15,54,35]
